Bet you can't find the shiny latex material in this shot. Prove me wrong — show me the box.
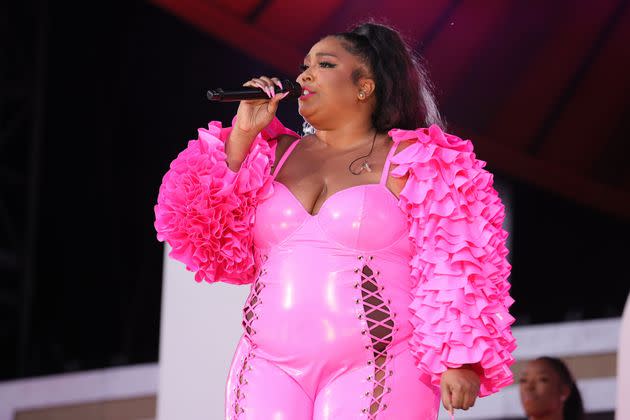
[225,139,440,419]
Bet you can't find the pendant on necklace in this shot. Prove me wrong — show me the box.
[362,161,372,172]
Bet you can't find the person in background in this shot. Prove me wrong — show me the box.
[519,356,585,420]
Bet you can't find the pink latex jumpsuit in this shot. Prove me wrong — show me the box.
[153,117,517,419]
[226,137,439,419]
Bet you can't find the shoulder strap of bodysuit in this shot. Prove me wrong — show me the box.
[272,138,301,179]
[379,139,401,185]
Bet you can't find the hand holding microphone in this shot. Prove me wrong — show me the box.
[221,76,297,171]
[222,76,299,135]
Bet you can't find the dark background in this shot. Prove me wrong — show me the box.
[1,0,628,389]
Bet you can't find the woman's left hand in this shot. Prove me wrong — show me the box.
[440,365,481,414]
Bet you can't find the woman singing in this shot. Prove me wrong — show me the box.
[154,21,516,419]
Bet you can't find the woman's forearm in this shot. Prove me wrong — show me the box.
[225,126,258,172]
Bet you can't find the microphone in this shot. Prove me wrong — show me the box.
[207,79,303,102]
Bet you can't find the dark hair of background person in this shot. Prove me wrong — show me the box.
[332,20,447,132]
[537,356,585,420]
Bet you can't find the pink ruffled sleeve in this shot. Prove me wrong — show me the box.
[388,124,516,396]
[154,117,299,285]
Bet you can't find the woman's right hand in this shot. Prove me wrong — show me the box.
[225,76,290,171]
[233,76,290,136]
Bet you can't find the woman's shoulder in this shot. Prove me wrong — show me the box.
[386,124,485,194]
[387,124,479,178]
[271,134,301,174]
[388,124,473,153]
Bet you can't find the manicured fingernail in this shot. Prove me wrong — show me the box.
[278,81,283,90]
[271,87,275,97]
[265,87,271,98]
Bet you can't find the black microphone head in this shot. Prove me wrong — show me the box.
[281,80,303,99]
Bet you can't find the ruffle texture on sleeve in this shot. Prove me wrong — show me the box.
[388,124,516,396]
[154,117,299,285]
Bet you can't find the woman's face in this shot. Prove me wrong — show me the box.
[519,360,569,417]
[296,36,372,130]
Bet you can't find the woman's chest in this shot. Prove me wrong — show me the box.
[272,140,408,218]
[252,181,410,252]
